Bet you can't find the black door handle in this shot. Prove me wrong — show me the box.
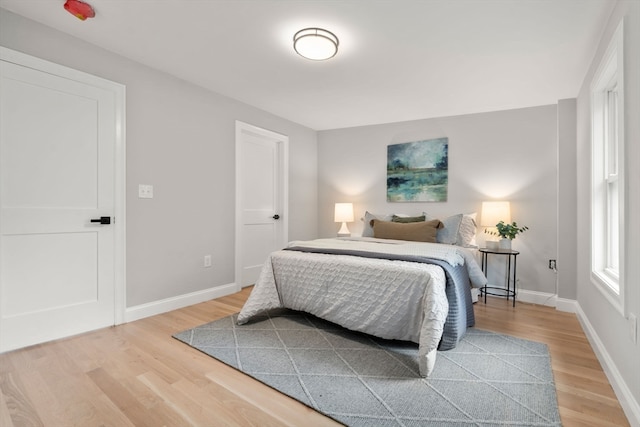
[90,216,111,225]
[272,214,280,220]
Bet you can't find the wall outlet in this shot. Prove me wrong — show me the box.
[204,255,212,268]
[630,313,637,344]
[138,184,154,199]
[548,259,557,270]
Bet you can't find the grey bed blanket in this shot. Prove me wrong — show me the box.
[284,245,475,350]
[421,258,475,350]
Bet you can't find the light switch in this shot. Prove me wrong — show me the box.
[138,184,153,199]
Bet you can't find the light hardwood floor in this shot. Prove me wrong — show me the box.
[0,288,630,427]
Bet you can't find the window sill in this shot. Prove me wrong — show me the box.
[591,271,624,316]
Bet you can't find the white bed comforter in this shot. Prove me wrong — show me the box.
[237,245,450,377]
[284,237,487,288]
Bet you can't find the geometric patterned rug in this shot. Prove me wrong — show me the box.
[174,309,561,426]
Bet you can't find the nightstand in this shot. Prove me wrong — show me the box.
[479,247,519,307]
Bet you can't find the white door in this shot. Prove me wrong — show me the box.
[0,48,125,352]
[235,121,288,287]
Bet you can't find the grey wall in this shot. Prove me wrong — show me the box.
[557,98,577,300]
[318,105,559,295]
[575,0,640,417]
[0,10,318,307]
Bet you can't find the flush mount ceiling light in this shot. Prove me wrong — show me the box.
[293,28,339,61]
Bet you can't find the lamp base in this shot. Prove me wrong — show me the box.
[337,222,351,237]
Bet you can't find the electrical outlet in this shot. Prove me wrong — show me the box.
[548,259,557,270]
[204,255,212,268]
[630,314,637,344]
[138,184,154,199]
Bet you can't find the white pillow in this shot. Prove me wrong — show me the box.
[361,211,393,237]
[457,212,478,247]
[425,212,477,247]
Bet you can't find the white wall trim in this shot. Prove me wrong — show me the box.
[575,304,640,427]
[517,289,557,307]
[124,283,239,323]
[516,289,579,313]
[113,73,127,327]
[555,297,579,313]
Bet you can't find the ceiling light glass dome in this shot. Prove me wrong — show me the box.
[293,28,339,61]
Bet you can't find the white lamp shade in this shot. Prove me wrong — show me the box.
[334,203,354,223]
[294,28,339,61]
[481,201,511,227]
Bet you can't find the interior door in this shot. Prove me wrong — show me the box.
[0,49,124,352]
[235,121,288,287]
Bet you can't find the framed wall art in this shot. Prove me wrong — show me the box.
[387,137,448,202]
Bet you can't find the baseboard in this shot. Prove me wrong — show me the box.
[555,297,579,313]
[574,304,640,427]
[516,289,557,307]
[515,289,578,313]
[124,282,240,323]
[514,288,579,313]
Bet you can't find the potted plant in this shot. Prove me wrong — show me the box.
[485,221,529,249]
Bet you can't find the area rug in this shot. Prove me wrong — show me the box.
[174,309,561,426]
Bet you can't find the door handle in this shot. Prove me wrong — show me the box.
[90,216,111,225]
[272,214,280,220]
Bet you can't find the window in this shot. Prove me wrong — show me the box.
[591,23,624,313]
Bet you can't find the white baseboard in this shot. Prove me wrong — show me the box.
[555,297,579,313]
[574,304,640,427]
[514,289,578,313]
[124,282,240,323]
[516,289,557,307]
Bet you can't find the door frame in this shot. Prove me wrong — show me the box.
[235,120,288,288]
[0,46,127,326]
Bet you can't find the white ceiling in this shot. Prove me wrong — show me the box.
[0,0,615,130]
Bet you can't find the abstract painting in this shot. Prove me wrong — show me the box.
[387,138,448,202]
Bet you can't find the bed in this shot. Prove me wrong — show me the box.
[237,213,487,377]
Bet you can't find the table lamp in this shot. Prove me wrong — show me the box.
[334,203,354,237]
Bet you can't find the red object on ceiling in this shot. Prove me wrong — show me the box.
[64,0,95,21]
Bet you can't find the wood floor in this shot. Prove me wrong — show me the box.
[0,288,630,427]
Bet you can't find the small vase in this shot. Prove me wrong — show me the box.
[499,238,511,250]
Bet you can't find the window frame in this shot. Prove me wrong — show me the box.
[590,22,625,315]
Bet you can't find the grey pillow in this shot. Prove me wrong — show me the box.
[424,213,463,244]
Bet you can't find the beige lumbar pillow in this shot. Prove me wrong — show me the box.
[371,219,443,242]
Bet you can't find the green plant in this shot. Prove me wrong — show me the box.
[485,221,529,240]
